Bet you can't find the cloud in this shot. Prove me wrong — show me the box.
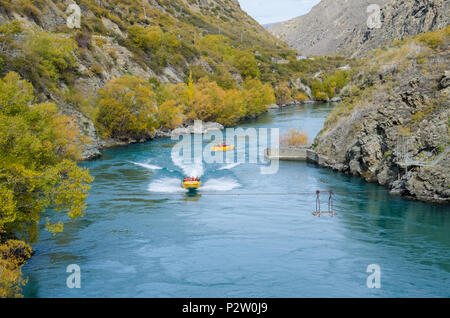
[238,0,321,24]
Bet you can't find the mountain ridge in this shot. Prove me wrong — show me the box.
[268,0,449,57]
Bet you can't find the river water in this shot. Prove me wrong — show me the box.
[23,103,450,297]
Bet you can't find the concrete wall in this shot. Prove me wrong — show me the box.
[265,148,329,165]
[265,148,307,161]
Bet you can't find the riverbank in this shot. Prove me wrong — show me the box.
[83,99,332,161]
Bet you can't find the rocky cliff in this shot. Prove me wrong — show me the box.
[268,0,449,57]
[0,0,292,159]
[313,27,449,203]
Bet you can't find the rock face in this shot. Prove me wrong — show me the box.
[268,0,449,57]
[313,36,449,203]
[171,122,224,136]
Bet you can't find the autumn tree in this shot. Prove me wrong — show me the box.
[95,75,159,139]
[0,72,93,239]
[158,100,183,130]
[234,50,260,79]
[243,78,276,117]
[274,82,292,105]
[0,72,93,297]
[281,129,309,148]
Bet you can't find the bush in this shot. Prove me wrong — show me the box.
[74,30,92,49]
[0,72,93,243]
[295,92,308,102]
[0,239,32,298]
[158,100,183,130]
[275,83,292,105]
[91,64,103,77]
[0,20,23,35]
[315,91,329,101]
[281,129,309,148]
[233,50,260,79]
[26,31,77,82]
[95,75,159,139]
[417,31,444,49]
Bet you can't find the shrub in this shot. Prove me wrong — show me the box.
[158,100,183,130]
[275,83,292,105]
[0,72,93,243]
[91,64,103,77]
[233,50,260,79]
[0,20,23,35]
[26,31,77,82]
[95,75,158,139]
[417,30,444,49]
[74,30,92,49]
[295,92,308,102]
[280,129,309,148]
[315,91,329,101]
[0,239,32,298]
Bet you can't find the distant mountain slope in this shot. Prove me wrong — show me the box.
[268,0,449,57]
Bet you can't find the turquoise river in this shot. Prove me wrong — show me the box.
[23,103,450,297]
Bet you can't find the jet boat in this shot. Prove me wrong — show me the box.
[182,178,201,190]
[211,144,235,151]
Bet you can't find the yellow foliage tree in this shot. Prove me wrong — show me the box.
[281,129,309,148]
[295,92,308,102]
[158,100,183,130]
[0,72,93,297]
[95,75,158,139]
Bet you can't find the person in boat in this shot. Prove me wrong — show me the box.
[222,142,227,147]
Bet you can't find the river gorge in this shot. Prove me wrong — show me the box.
[22,103,450,297]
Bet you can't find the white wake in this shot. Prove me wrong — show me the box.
[171,149,204,177]
[218,162,240,171]
[147,178,186,193]
[130,161,163,170]
[201,177,241,191]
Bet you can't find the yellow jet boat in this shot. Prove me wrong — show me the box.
[211,145,235,151]
[182,179,201,190]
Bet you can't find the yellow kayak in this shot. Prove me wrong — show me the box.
[211,145,235,151]
[182,180,201,190]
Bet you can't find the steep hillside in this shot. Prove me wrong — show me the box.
[313,27,450,203]
[268,0,449,57]
[0,0,304,159]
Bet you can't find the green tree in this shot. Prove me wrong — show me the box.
[26,31,77,82]
[0,72,93,242]
[234,50,260,79]
[95,75,158,139]
[243,78,276,116]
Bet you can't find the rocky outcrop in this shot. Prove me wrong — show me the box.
[268,0,449,57]
[313,35,449,203]
[171,122,224,136]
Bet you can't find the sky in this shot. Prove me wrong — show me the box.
[238,0,322,25]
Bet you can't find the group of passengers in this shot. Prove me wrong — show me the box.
[184,177,200,182]
[214,142,228,148]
